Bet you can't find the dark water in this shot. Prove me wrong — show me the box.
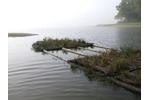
[8,27,141,100]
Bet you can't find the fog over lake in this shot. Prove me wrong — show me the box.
[8,0,121,31]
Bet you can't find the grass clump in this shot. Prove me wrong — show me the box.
[32,37,93,52]
[70,47,141,88]
[110,58,129,72]
[72,47,140,74]
[104,47,140,70]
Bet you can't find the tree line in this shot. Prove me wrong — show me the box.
[115,0,141,23]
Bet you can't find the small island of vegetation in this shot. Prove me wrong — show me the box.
[32,37,93,52]
[69,47,141,93]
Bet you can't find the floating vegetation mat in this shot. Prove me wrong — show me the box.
[32,37,141,93]
[32,37,93,52]
[69,47,141,93]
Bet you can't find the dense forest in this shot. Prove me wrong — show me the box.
[115,0,141,23]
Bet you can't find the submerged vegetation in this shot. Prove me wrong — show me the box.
[69,47,141,93]
[32,37,93,52]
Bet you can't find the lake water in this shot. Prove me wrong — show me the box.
[8,27,141,100]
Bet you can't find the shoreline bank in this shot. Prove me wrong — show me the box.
[96,22,141,27]
[8,33,38,37]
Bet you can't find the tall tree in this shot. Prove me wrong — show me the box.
[115,0,141,22]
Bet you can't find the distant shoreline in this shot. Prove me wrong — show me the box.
[96,22,141,27]
[8,33,38,37]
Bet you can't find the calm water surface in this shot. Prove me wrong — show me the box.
[8,27,141,100]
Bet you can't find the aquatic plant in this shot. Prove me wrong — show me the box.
[32,37,93,52]
[69,47,141,92]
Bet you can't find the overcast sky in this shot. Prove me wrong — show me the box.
[8,0,121,31]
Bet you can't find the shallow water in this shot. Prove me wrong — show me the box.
[8,27,141,100]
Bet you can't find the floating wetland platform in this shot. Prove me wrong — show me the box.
[32,38,141,94]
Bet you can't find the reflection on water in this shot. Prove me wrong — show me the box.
[9,27,141,100]
[115,27,141,49]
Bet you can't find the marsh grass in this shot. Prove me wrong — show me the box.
[70,47,141,88]
[32,37,93,52]
[73,47,140,72]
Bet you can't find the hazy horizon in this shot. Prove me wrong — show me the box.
[8,0,121,31]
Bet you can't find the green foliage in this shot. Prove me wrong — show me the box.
[110,58,129,72]
[120,47,140,56]
[78,47,140,74]
[115,0,141,22]
[69,47,141,90]
[122,71,130,78]
[32,37,93,52]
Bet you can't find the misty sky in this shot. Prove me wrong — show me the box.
[8,0,121,30]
